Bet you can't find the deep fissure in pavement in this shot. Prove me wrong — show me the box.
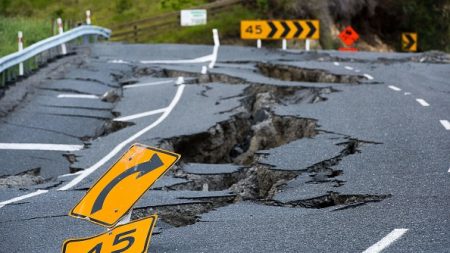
[127,68,389,227]
[132,196,236,227]
[267,192,390,209]
[160,84,319,165]
[135,62,367,85]
[256,63,365,84]
[0,168,44,188]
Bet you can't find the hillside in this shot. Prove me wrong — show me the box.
[0,0,449,56]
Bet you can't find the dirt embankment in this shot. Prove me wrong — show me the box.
[246,0,450,52]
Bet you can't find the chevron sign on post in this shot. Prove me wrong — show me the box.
[402,32,417,52]
[241,20,319,40]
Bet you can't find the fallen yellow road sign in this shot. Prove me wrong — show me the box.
[62,215,157,253]
[70,144,180,227]
[241,20,319,40]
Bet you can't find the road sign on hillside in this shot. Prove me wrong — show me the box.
[241,20,319,40]
[338,26,359,46]
[402,32,417,52]
[62,215,158,253]
[70,144,180,227]
[181,9,207,26]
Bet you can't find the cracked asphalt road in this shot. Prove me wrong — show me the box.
[0,43,449,252]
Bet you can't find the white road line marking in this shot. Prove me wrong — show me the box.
[404,92,411,95]
[201,65,208,74]
[140,29,219,69]
[345,66,354,70]
[440,120,450,130]
[208,29,220,69]
[355,69,361,73]
[114,108,166,122]
[176,76,185,85]
[124,80,175,89]
[0,190,48,209]
[388,85,402,91]
[416,98,430,107]
[448,167,450,173]
[140,54,213,64]
[58,84,186,191]
[0,143,83,151]
[362,229,408,253]
[108,59,130,64]
[57,170,83,178]
[333,62,340,66]
[363,74,374,80]
[57,94,99,99]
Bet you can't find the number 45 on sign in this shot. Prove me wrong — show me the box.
[245,24,262,35]
[62,215,157,253]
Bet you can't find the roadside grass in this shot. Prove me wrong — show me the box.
[0,17,51,57]
[0,0,207,27]
[149,5,261,45]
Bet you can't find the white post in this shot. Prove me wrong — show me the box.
[176,76,185,85]
[201,65,208,74]
[18,31,24,76]
[57,18,67,55]
[282,39,287,50]
[257,39,262,49]
[86,10,91,25]
[305,39,311,51]
[208,28,220,69]
[117,211,132,225]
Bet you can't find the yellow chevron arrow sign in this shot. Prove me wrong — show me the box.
[402,32,417,52]
[241,20,319,40]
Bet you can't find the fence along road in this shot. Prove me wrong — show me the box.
[110,0,240,43]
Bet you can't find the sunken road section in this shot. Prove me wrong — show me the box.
[127,65,389,227]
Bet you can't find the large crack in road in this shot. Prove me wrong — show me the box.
[0,56,391,239]
[125,64,390,228]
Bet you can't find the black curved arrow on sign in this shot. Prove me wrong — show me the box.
[280,21,290,38]
[404,34,415,50]
[268,21,278,38]
[91,154,163,214]
[306,21,316,38]
[294,21,303,38]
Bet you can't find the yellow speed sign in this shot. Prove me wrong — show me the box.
[62,215,157,253]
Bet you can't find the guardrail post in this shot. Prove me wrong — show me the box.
[18,31,24,76]
[305,39,310,51]
[84,10,92,44]
[57,18,67,55]
[257,39,262,49]
[0,71,4,87]
[86,10,91,25]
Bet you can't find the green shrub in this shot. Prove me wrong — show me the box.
[0,17,51,56]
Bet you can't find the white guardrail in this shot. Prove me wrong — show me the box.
[0,25,111,86]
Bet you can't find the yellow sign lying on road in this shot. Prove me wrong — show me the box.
[62,215,157,253]
[241,20,319,40]
[70,144,180,227]
[402,32,417,52]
